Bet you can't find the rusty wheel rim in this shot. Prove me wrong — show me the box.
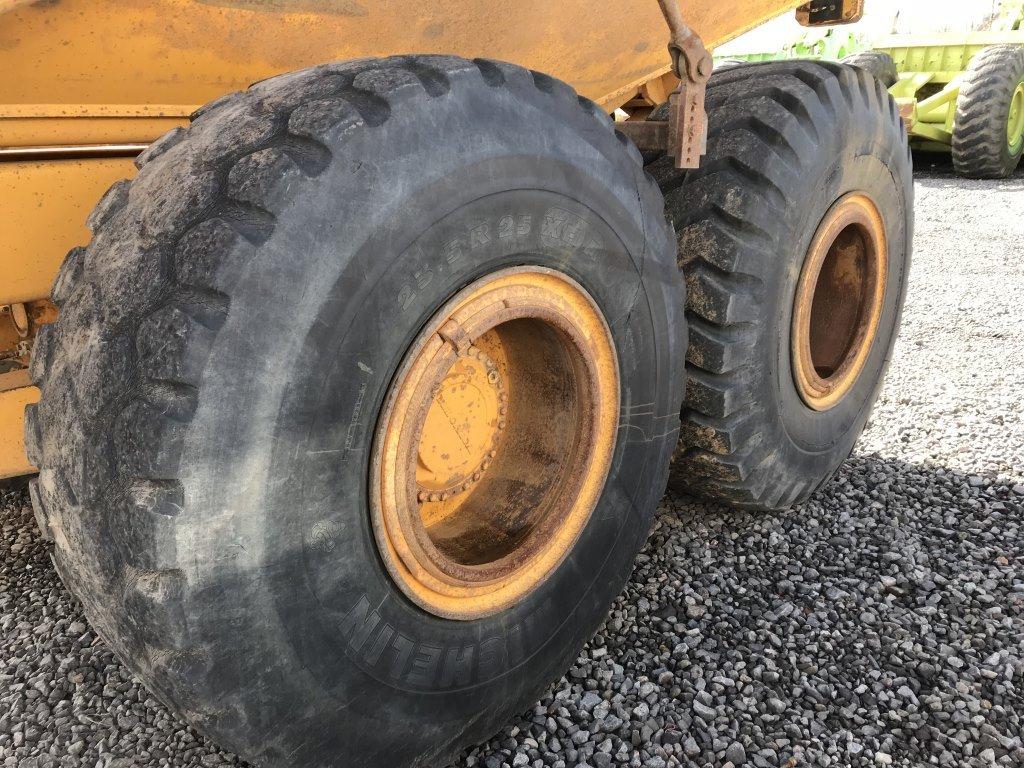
[792,193,888,412]
[371,266,619,620]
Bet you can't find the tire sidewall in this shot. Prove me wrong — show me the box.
[268,180,662,708]
[997,62,1024,167]
[760,89,911,472]
[977,62,1024,170]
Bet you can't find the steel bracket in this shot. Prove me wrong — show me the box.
[617,0,712,169]
[795,0,865,27]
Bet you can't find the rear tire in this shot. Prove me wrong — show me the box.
[647,60,913,510]
[27,56,686,768]
[952,44,1024,179]
[841,51,898,88]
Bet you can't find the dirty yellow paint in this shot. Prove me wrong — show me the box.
[0,0,803,124]
[373,267,619,620]
[1,115,187,150]
[0,384,37,480]
[0,157,139,305]
[194,0,370,13]
[792,193,888,412]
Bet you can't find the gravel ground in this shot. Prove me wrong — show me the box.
[3,158,1023,768]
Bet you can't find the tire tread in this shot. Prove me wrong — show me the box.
[657,60,907,510]
[952,45,1024,179]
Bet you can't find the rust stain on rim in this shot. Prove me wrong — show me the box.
[370,266,619,620]
[792,192,888,412]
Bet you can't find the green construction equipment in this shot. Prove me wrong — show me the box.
[857,1,1024,177]
[716,2,1024,178]
[714,27,866,67]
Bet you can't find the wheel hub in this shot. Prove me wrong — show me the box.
[792,193,888,411]
[415,344,506,502]
[371,266,619,620]
[1008,81,1024,155]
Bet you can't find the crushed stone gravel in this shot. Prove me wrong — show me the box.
[2,160,1022,768]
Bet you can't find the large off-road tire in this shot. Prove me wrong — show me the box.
[952,44,1024,179]
[25,57,686,767]
[841,51,898,88]
[647,60,913,510]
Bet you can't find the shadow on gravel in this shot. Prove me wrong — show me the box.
[462,453,1023,768]
[3,451,1023,768]
[912,149,1024,185]
[597,452,1023,768]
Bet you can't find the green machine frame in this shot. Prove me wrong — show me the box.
[877,1,1024,151]
[715,1,1024,161]
[714,27,865,65]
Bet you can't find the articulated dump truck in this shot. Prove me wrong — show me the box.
[0,1,912,765]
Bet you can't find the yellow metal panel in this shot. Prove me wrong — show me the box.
[0,385,37,480]
[0,157,139,305]
[1,116,188,150]
[0,0,803,119]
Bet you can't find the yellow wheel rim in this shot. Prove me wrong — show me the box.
[792,193,888,411]
[371,266,619,620]
[1008,81,1024,155]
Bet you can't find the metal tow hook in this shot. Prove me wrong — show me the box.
[616,0,713,169]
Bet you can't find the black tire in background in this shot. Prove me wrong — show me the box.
[952,44,1024,179]
[25,57,686,767]
[841,51,899,88]
[646,60,913,510]
[715,58,755,72]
